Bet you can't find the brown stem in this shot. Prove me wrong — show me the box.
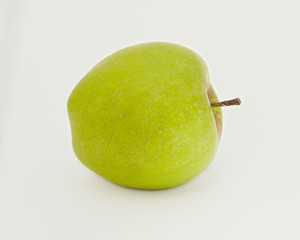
[211,97,241,107]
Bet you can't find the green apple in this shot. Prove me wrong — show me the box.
[67,42,240,189]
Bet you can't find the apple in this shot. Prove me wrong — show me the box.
[67,42,240,189]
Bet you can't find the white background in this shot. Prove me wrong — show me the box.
[1,0,300,239]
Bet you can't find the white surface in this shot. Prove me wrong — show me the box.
[1,0,300,239]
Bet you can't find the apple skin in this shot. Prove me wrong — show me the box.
[68,42,222,189]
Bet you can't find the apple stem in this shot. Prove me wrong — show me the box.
[211,98,241,108]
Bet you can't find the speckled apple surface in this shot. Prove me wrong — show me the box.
[67,42,222,189]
